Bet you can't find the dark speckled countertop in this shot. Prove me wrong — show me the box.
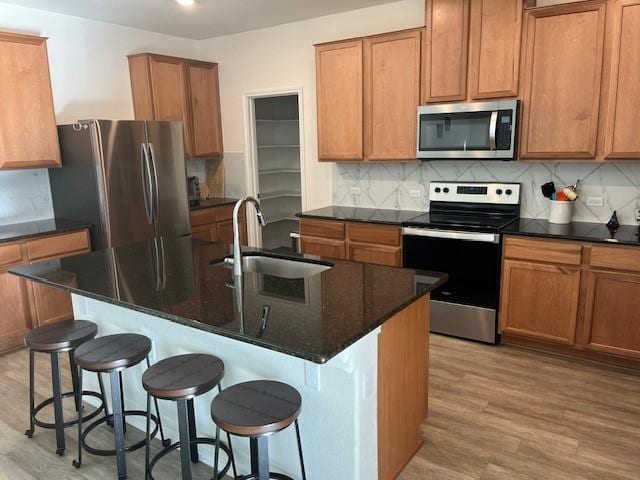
[297,205,425,225]
[0,218,92,244]
[190,197,239,210]
[10,237,447,363]
[503,218,640,246]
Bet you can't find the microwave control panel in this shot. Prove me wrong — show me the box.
[496,110,514,150]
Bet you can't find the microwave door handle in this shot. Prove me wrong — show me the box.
[489,111,498,150]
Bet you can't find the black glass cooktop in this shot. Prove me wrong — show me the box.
[403,212,519,233]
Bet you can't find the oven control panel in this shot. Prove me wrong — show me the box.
[429,182,521,205]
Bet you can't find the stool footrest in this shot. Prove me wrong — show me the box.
[238,473,295,480]
[31,390,105,430]
[148,437,232,480]
[81,410,160,456]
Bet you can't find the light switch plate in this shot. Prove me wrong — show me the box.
[350,187,361,195]
[586,197,604,207]
[304,362,320,390]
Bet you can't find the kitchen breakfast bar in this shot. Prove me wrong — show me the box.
[10,236,446,480]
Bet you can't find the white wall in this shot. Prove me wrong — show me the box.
[0,2,198,225]
[196,0,425,210]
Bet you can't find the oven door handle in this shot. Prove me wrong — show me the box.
[402,227,499,243]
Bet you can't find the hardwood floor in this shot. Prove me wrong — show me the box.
[400,334,640,480]
[1,336,639,479]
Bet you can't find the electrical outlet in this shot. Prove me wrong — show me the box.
[636,209,640,222]
[350,187,361,195]
[586,196,604,207]
[304,362,320,390]
[409,189,422,198]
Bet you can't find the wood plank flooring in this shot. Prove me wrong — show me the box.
[1,335,639,479]
[399,335,640,480]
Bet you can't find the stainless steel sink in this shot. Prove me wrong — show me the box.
[217,254,332,279]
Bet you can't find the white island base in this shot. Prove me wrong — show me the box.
[72,293,429,480]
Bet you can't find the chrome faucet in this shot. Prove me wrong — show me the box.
[228,196,267,278]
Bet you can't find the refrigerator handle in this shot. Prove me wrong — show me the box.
[147,142,160,225]
[140,143,153,224]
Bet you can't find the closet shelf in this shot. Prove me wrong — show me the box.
[259,168,301,175]
[259,190,302,200]
[257,144,300,149]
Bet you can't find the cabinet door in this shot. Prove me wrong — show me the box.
[519,2,606,159]
[348,242,401,267]
[423,0,470,103]
[192,224,217,242]
[0,32,60,169]
[148,55,194,157]
[468,0,522,99]
[0,273,34,352]
[187,62,224,158]
[31,282,73,327]
[364,29,421,160]
[300,237,346,260]
[216,219,247,246]
[583,270,640,359]
[602,0,640,158]
[500,260,581,345]
[315,40,363,161]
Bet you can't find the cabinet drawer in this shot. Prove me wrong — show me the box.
[27,230,90,262]
[191,208,216,227]
[0,242,25,268]
[301,236,346,260]
[348,243,401,267]
[300,219,345,240]
[590,245,640,273]
[503,236,582,266]
[347,223,400,246]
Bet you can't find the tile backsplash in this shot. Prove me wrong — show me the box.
[0,169,53,226]
[334,162,640,225]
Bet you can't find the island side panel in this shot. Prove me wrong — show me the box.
[71,293,380,480]
[377,295,429,480]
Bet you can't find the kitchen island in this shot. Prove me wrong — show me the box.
[11,237,446,480]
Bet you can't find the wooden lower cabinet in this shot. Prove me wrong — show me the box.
[192,224,216,242]
[582,270,640,359]
[216,219,247,245]
[500,259,580,345]
[348,242,401,267]
[0,273,35,353]
[190,205,246,245]
[300,236,346,260]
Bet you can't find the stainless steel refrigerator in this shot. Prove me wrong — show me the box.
[49,120,191,250]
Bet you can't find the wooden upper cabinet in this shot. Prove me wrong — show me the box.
[364,29,422,161]
[187,63,224,158]
[315,40,363,161]
[128,53,224,159]
[423,0,470,103]
[468,0,523,99]
[602,0,640,159]
[0,32,60,170]
[519,1,607,159]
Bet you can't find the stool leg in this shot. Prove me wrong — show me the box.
[50,352,65,456]
[110,371,127,480]
[295,419,307,480]
[251,436,269,480]
[119,371,127,434]
[213,425,220,480]
[69,351,81,413]
[97,372,111,420]
[187,399,198,463]
[145,393,151,480]
[25,349,35,438]
[146,356,170,447]
[217,384,238,479]
[72,368,84,468]
[176,398,193,480]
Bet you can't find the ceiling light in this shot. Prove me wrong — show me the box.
[176,0,195,7]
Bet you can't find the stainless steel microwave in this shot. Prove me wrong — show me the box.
[416,100,519,160]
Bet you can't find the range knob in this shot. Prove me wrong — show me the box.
[506,189,513,195]
[496,189,503,195]
[443,187,450,193]
[435,187,441,193]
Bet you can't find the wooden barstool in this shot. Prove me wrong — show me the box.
[211,380,307,480]
[73,333,168,480]
[142,354,235,480]
[24,319,108,456]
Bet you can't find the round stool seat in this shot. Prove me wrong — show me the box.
[74,334,151,372]
[24,320,97,352]
[142,353,224,400]
[211,380,302,437]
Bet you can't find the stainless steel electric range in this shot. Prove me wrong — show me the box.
[402,181,521,344]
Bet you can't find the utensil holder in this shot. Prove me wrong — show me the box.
[548,200,574,224]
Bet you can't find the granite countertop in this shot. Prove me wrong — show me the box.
[503,218,640,246]
[0,218,92,245]
[297,205,425,226]
[190,197,239,211]
[10,237,447,363]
